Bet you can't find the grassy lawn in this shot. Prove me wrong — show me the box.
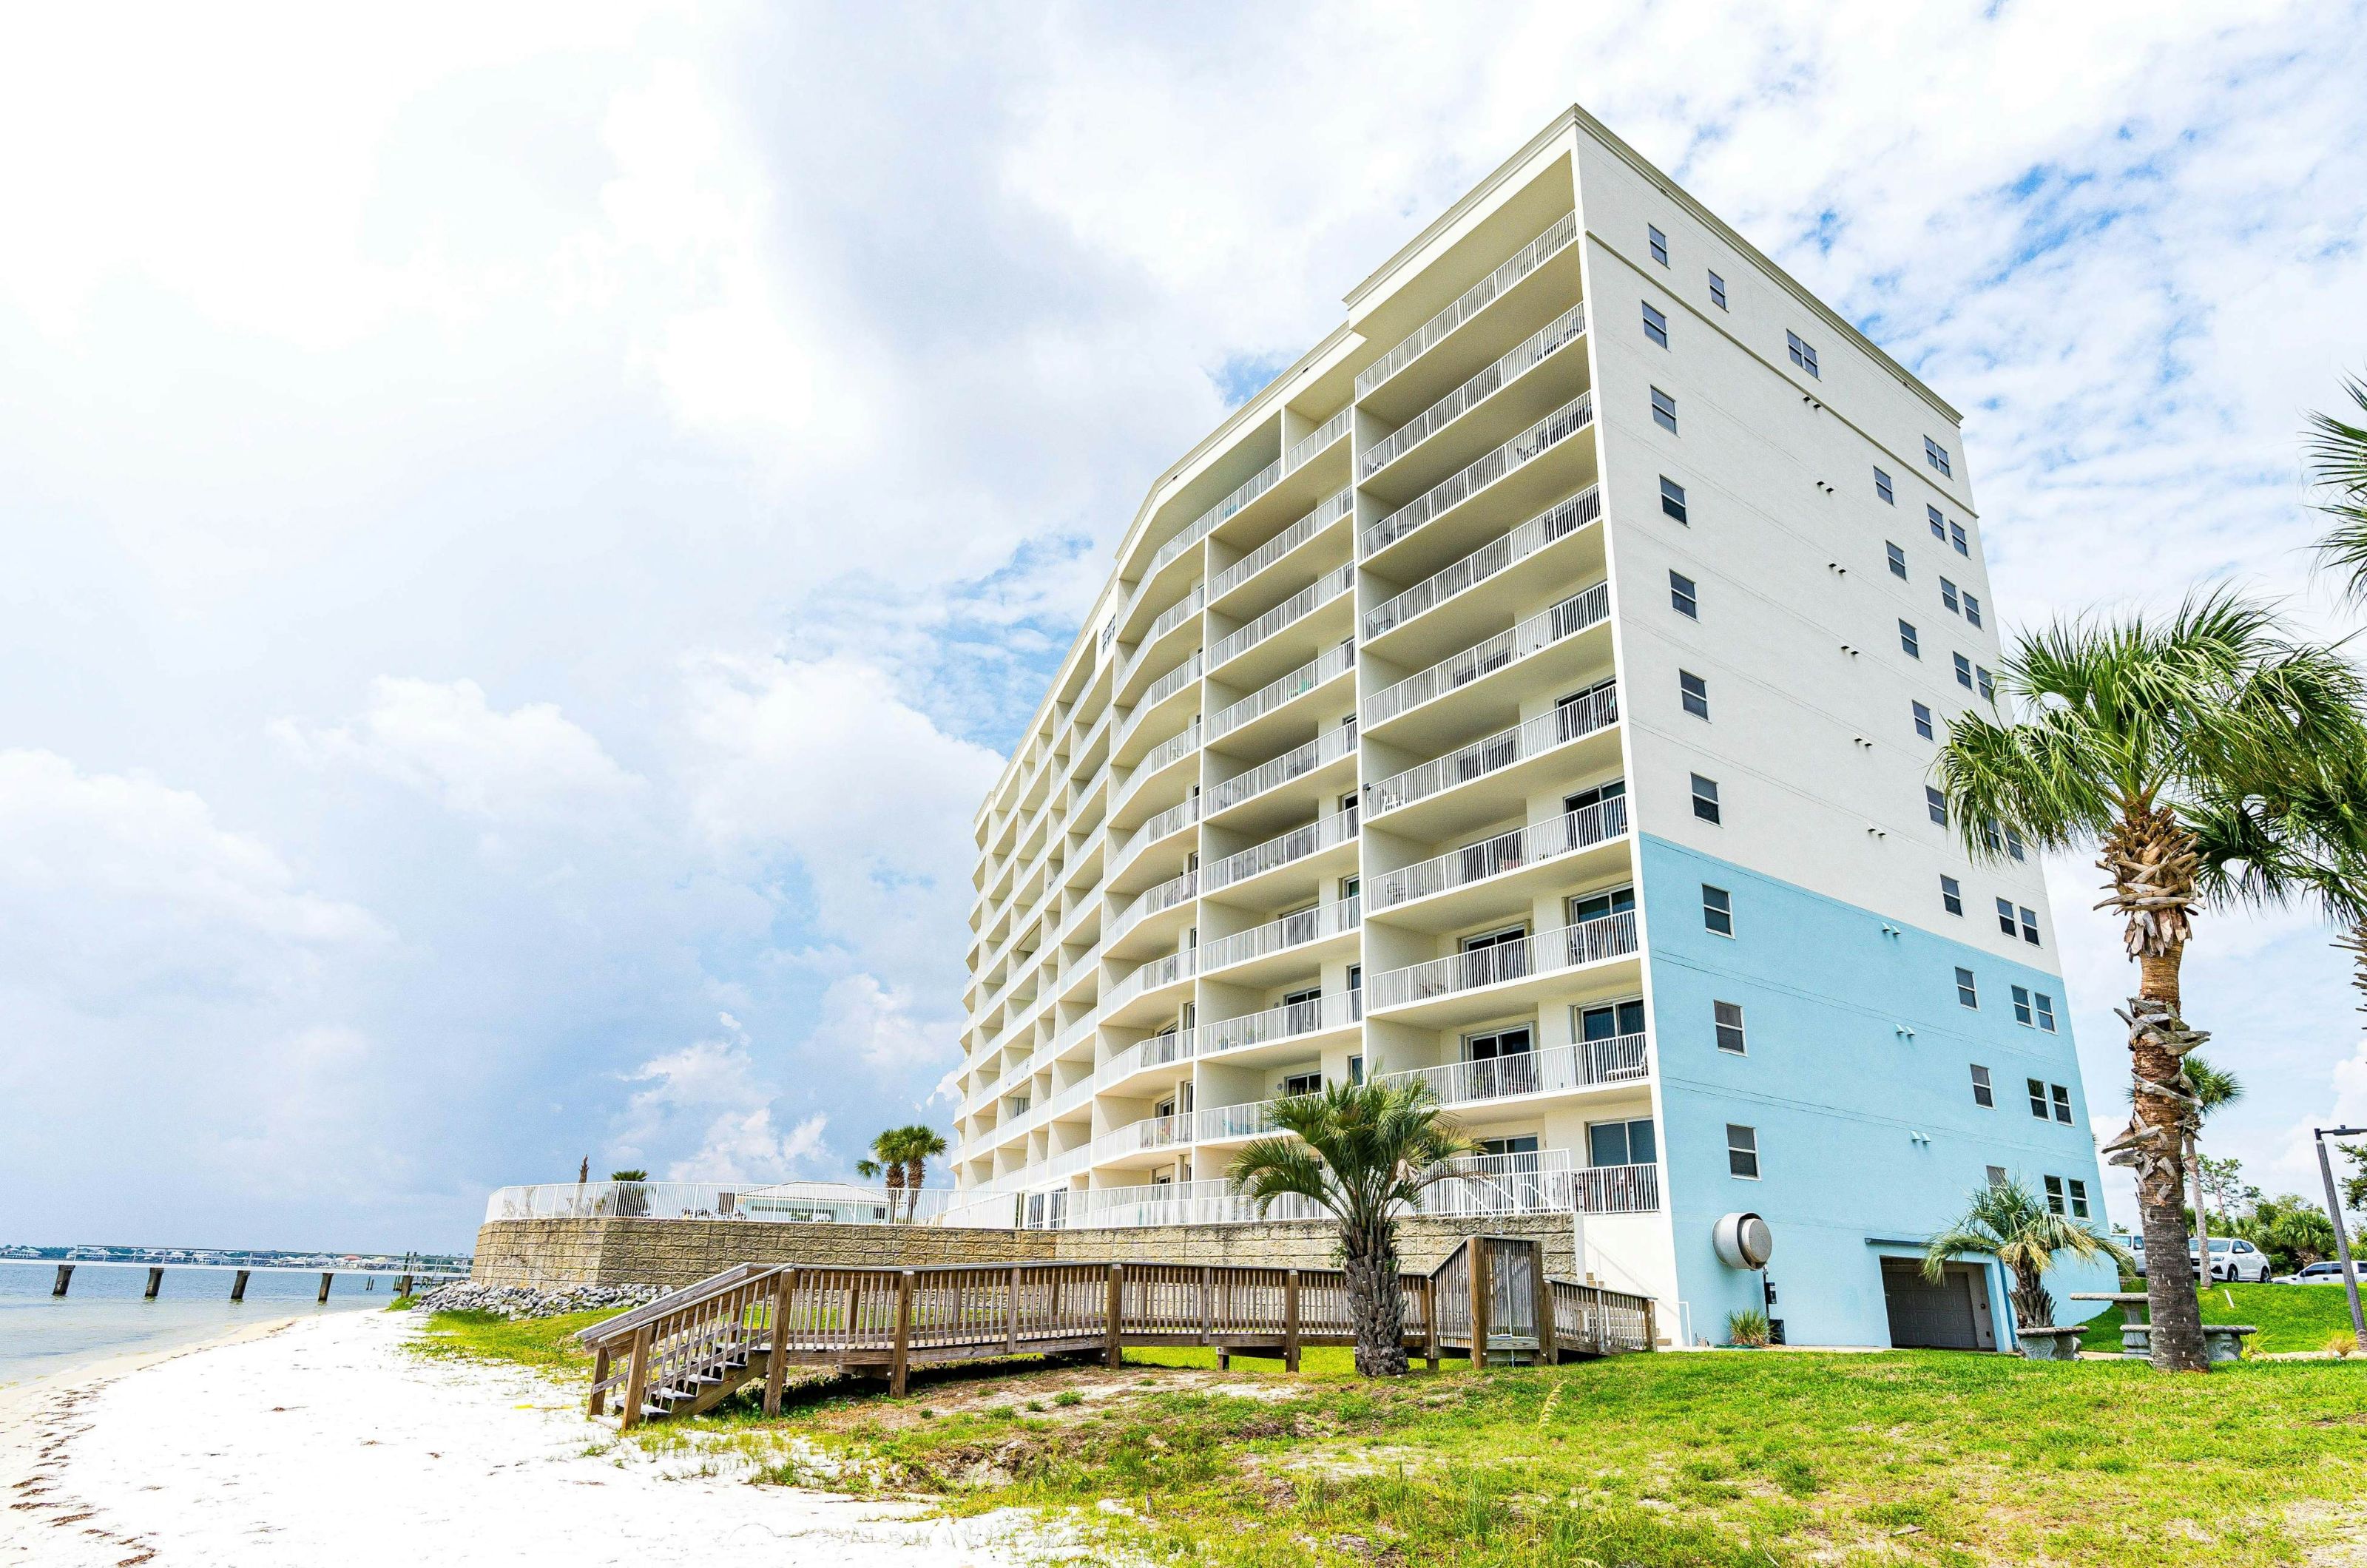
[425,1306,2367,1567]
[2075,1281,2363,1355]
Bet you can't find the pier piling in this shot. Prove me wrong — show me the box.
[231,1269,250,1302]
[52,1264,72,1297]
[145,1266,164,1300]
[317,1271,333,1303]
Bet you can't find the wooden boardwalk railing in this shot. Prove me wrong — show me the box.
[578,1235,1655,1427]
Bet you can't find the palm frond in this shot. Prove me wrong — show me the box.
[2306,376,2367,604]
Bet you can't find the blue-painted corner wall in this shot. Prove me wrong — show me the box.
[1638,836,2118,1348]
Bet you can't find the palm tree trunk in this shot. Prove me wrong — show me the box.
[884,1165,906,1225]
[903,1160,926,1223]
[2010,1260,2054,1331]
[1341,1224,1409,1377]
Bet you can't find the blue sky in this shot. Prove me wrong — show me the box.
[1,2,2363,1253]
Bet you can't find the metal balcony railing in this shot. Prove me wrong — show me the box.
[1365,486,1601,642]
[1285,406,1354,472]
[1122,584,1205,683]
[1363,581,1608,727]
[1368,910,1638,1011]
[1209,488,1353,603]
[1104,946,1198,1013]
[1122,717,1201,800]
[1209,563,1356,669]
[1111,794,1198,874]
[1144,450,1286,583]
[1369,795,1628,910]
[1095,1027,1198,1089]
[1206,720,1357,815]
[1380,1033,1649,1107]
[1201,803,1360,892]
[1110,868,1196,944]
[1367,686,1618,817]
[1360,392,1596,561]
[1199,990,1365,1055]
[1357,212,1579,399]
[1198,896,1360,973]
[1361,303,1587,479]
[1207,641,1354,741]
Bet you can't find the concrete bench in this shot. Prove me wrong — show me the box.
[2013,1325,2086,1361]
[2114,1322,2256,1362]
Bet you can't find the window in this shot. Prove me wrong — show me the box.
[2067,1178,2090,1220]
[1660,476,1688,522]
[1926,786,1949,826]
[1963,591,1982,628]
[1970,1064,1995,1108]
[1679,670,1709,719]
[1786,329,1820,378]
[1281,1070,1323,1097]
[1950,520,1968,556]
[2005,825,2027,863]
[1348,1054,1363,1086]
[2044,1175,2066,1214]
[1925,436,1952,477]
[1976,666,1996,702]
[1997,896,2019,937]
[2019,906,2041,946]
[2033,992,2056,1032]
[1875,467,1895,504]
[2051,1084,2073,1125]
[1648,223,1669,266]
[1669,570,1698,618]
[1590,1117,1657,1167]
[1887,541,1908,579]
[2027,1078,2048,1118]
[1955,967,1979,1008]
[1642,300,1669,348]
[1928,504,1947,542]
[1479,1135,1541,1158]
[1726,1123,1760,1179]
[1691,773,1723,823]
[1651,387,1678,433]
[1713,1001,1746,1055]
[1702,884,1733,936]
[1940,874,1963,916]
[1900,619,1921,658]
[1913,700,1934,740]
[1708,270,1727,309]
[1987,1164,2010,1189]
[1954,652,1973,689]
[1577,998,1644,1044]
[1941,577,1960,613]
[2011,984,2034,1025]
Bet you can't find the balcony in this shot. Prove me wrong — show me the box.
[1209,487,1353,611]
[1199,990,1364,1058]
[1201,803,1360,896]
[1101,945,1197,1024]
[1367,794,1629,926]
[1380,1032,1649,1109]
[1205,719,1357,825]
[1107,868,1195,951]
[1137,452,1286,604]
[1109,793,1198,884]
[1364,581,1609,739]
[1198,896,1360,984]
[1360,303,1587,496]
[1358,212,1579,403]
[1368,910,1640,1024]
[1118,584,1206,700]
[1206,641,1354,747]
[1358,393,1597,581]
[1365,486,1602,652]
[1365,684,1619,838]
[1116,650,1202,757]
[1095,1027,1198,1094]
[1208,562,1355,677]
[1286,406,1354,473]
[1113,716,1200,821]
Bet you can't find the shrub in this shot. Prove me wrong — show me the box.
[1726,1309,1772,1348]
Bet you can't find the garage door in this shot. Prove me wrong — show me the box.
[1880,1258,1993,1350]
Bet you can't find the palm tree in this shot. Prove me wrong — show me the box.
[892,1124,949,1222]
[2126,1054,2242,1260]
[2307,375,2367,605]
[1933,590,2367,1370]
[1226,1079,1476,1377]
[856,1129,908,1222]
[1924,1177,2134,1333]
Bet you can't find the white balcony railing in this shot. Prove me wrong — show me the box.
[1361,303,1587,479]
[1285,406,1354,471]
[1201,803,1360,893]
[1124,717,1201,800]
[1365,486,1602,642]
[1357,212,1579,399]
[1111,793,1198,873]
[1115,652,1203,751]
[1209,563,1356,669]
[1198,896,1360,973]
[1200,990,1364,1055]
[1363,581,1609,728]
[1206,720,1357,815]
[1366,684,1619,817]
[1122,584,1205,683]
[1380,1033,1649,1107]
[1209,488,1352,603]
[1144,451,1286,584]
[1369,796,1628,910]
[1093,1110,1194,1163]
[1368,910,1638,1012]
[1103,945,1198,1013]
[1360,392,1596,561]
[1207,641,1354,741]
[1110,868,1195,944]
[1095,1027,1198,1089]
[1196,1099,1280,1141]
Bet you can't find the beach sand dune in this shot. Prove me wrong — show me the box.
[3,1310,1049,1567]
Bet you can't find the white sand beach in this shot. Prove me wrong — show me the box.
[1,1310,1051,1567]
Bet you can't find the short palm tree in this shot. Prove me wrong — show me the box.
[1924,1177,2134,1332]
[855,1129,909,1221]
[1933,590,2367,1370]
[893,1124,949,1222]
[1226,1079,1476,1377]
[2307,375,2367,605]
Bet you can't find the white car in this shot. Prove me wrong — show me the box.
[2127,1234,2273,1282]
[2275,1260,2356,1285]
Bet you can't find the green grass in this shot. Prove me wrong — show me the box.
[430,1309,2367,1566]
[413,1308,611,1374]
[2075,1281,2362,1355]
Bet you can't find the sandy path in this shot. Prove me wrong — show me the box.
[3,1311,1053,1567]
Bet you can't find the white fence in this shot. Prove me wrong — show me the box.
[1362,303,1587,477]
[1381,1033,1649,1106]
[1368,910,1639,1011]
[1368,796,1627,908]
[484,1181,961,1226]
[1357,212,1578,398]
[1360,393,1596,560]
[1364,581,1609,727]
[1365,486,1602,641]
[1201,803,1360,891]
[1368,684,1618,816]
[1209,641,1354,740]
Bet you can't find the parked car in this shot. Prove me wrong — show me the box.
[2124,1234,2274,1282]
[2275,1260,2357,1285]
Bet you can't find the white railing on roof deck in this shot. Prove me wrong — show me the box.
[1200,990,1364,1056]
[1207,641,1354,741]
[1210,489,1353,603]
[1357,212,1580,399]
[1208,563,1356,669]
[1144,452,1286,583]
[1206,720,1357,815]
[1104,945,1196,1012]
[1201,803,1360,892]
[1361,303,1587,479]
[1200,896,1360,974]
[1096,1027,1198,1089]
[1369,796,1629,910]
[1363,581,1609,727]
[1368,910,1638,1011]
[1366,684,1619,816]
[1112,793,1198,872]
[484,1181,958,1226]
[1284,407,1354,471]
[1365,487,1602,641]
[1360,392,1596,560]
[1110,868,1195,943]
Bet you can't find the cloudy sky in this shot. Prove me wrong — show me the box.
[3,2,2363,1254]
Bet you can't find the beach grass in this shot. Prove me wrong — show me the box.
[414,1308,607,1375]
[2075,1280,2360,1355]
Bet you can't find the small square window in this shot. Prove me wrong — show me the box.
[2011,984,2033,1025]
[1963,591,1982,629]
[1651,387,1678,434]
[1874,467,1895,504]
[1986,1164,2010,1189]
[2027,1077,2048,1118]
[1708,271,1727,310]
[1660,476,1688,522]
[1669,570,1698,618]
[1642,300,1669,348]
[1951,520,1968,556]
[2020,906,2041,946]
[1970,1064,1994,1108]
[2052,1084,2073,1125]
[1925,436,1952,478]
[1954,652,1973,690]
[1941,577,1959,613]
[1912,700,1934,740]
[1691,773,1722,823]
[1977,666,1996,702]
[2034,993,2056,1032]
[1928,504,1947,542]
[1649,224,1669,266]
[1900,620,1921,658]
[1679,670,1709,720]
[1955,967,1979,1009]
[2044,1175,2065,1215]
[1925,786,1948,826]
[1713,1000,1746,1055]
[1939,874,1963,916]
[1786,329,1820,378]
[1726,1123,1760,1180]
[1887,541,1908,579]
[1996,896,2019,937]
[1702,884,1732,936]
[2067,1178,2090,1219]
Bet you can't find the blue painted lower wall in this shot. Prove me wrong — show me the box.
[1639,836,2118,1348]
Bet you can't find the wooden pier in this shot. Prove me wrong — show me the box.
[581,1234,1655,1428]
[38,1260,467,1300]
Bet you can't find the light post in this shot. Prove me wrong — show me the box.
[2312,1126,2366,1343]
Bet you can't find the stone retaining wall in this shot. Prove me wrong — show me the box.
[471,1212,1579,1289]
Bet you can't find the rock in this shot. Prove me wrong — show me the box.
[411,1281,665,1320]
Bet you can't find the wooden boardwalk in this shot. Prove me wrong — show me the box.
[579,1234,1655,1427]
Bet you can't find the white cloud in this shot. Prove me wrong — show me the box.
[612,1013,830,1183]
[817,972,950,1072]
